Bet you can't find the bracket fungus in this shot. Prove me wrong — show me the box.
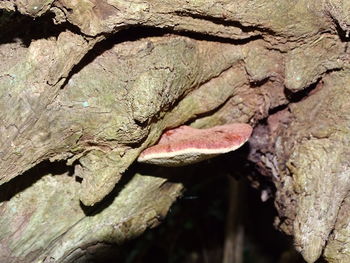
[138,123,252,166]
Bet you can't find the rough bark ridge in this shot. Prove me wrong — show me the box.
[0,0,349,262]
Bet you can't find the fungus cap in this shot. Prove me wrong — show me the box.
[138,123,252,166]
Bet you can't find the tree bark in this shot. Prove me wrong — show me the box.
[0,0,350,262]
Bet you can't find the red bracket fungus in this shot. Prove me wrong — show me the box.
[138,123,252,166]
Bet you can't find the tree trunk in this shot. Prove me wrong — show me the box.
[0,1,350,262]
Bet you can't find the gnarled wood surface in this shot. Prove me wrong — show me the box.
[0,1,350,262]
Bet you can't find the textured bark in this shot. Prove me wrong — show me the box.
[264,71,350,262]
[0,0,350,262]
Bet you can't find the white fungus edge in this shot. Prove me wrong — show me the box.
[137,141,247,163]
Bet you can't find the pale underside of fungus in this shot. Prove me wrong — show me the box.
[138,123,252,166]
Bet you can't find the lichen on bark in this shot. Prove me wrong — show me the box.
[1,0,350,262]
